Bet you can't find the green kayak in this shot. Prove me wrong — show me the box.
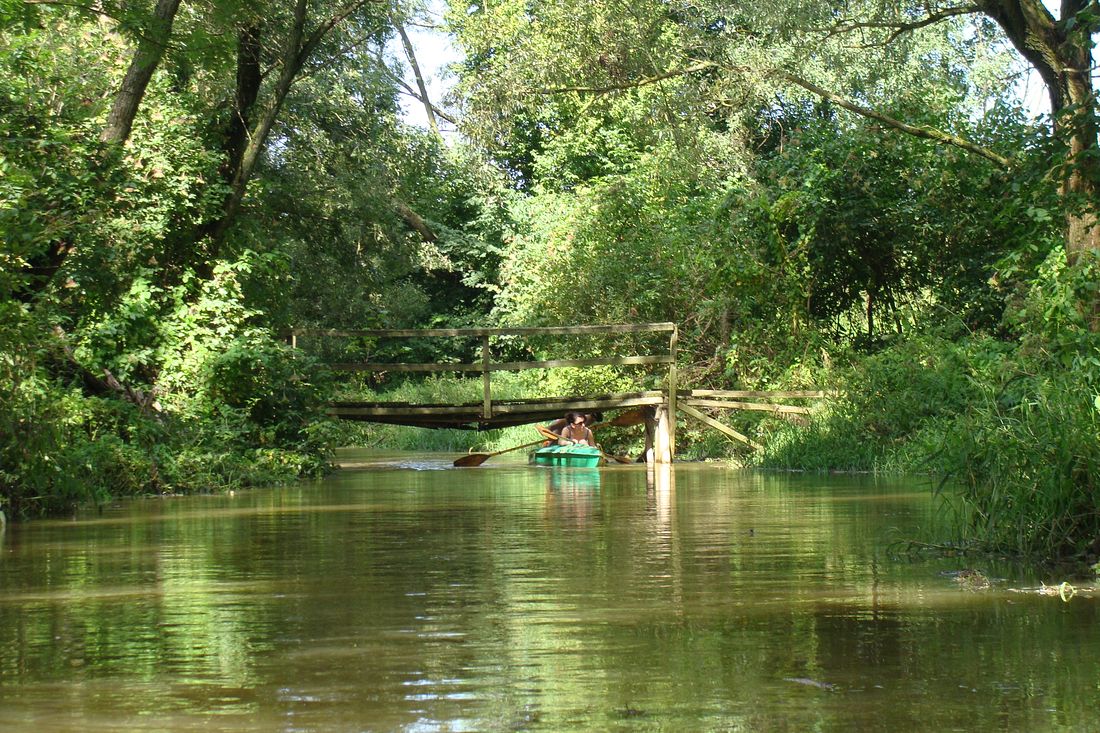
[530,444,604,468]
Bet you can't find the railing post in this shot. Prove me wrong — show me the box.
[666,325,678,461]
[481,335,492,419]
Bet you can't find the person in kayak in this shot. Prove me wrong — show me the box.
[558,412,595,446]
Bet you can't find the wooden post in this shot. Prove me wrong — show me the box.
[644,406,656,466]
[667,325,678,460]
[291,330,297,349]
[481,335,492,419]
[654,405,672,464]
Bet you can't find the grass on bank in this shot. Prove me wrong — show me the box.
[757,327,1100,565]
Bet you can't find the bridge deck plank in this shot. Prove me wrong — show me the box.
[327,391,665,430]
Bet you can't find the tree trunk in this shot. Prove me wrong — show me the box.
[210,14,307,243]
[100,0,184,145]
[1058,55,1100,264]
[225,24,263,178]
[978,0,1100,262]
[393,15,441,138]
[202,0,372,253]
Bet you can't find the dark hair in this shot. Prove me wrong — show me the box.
[564,411,580,424]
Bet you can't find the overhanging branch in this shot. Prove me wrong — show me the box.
[778,71,1012,167]
[535,61,716,94]
[375,61,459,125]
[535,58,1011,168]
[810,5,982,45]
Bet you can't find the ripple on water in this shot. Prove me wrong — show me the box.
[1,461,1098,733]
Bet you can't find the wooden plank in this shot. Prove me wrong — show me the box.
[686,389,827,399]
[491,395,663,414]
[679,403,763,451]
[330,394,660,416]
[331,390,665,410]
[330,405,483,416]
[330,362,480,373]
[335,415,482,429]
[331,355,672,373]
[291,322,676,339]
[682,399,812,415]
[487,354,672,371]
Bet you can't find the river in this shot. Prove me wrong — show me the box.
[1,451,1098,731]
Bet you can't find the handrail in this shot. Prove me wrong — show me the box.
[329,354,674,373]
[289,322,676,339]
[290,322,679,422]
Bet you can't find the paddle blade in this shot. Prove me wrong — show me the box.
[609,408,648,427]
[454,453,490,467]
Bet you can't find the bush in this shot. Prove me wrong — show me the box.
[942,371,1100,561]
[758,251,1100,564]
[757,334,994,471]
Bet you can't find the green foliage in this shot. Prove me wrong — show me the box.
[759,252,1100,563]
[744,101,1054,339]
[0,302,164,515]
[936,252,1100,562]
[758,334,994,471]
[1,2,515,516]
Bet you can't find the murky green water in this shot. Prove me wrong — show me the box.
[2,453,1098,732]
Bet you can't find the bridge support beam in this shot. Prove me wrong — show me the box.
[644,406,673,465]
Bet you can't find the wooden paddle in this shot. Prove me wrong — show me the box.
[596,407,649,429]
[535,425,634,465]
[584,407,649,432]
[454,437,547,467]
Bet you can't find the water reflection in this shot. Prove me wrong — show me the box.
[0,458,1098,732]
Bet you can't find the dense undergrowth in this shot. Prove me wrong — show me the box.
[759,252,1100,564]
[0,265,340,518]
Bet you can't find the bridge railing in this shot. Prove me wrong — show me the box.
[288,323,679,425]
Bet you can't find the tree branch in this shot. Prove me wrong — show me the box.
[535,58,1012,167]
[374,60,459,125]
[393,14,441,138]
[535,61,717,94]
[393,78,460,126]
[778,71,1012,167]
[298,0,374,65]
[812,5,982,44]
[391,198,437,242]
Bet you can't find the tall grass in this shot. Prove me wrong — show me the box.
[941,374,1100,560]
[757,252,1100,565]
[757,334,993,472]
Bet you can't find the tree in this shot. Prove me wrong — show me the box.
[449,0,1096,274]
[974,0,1098,262]
[100,0,184,145]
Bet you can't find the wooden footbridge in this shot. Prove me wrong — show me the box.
[289,323,823,464]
